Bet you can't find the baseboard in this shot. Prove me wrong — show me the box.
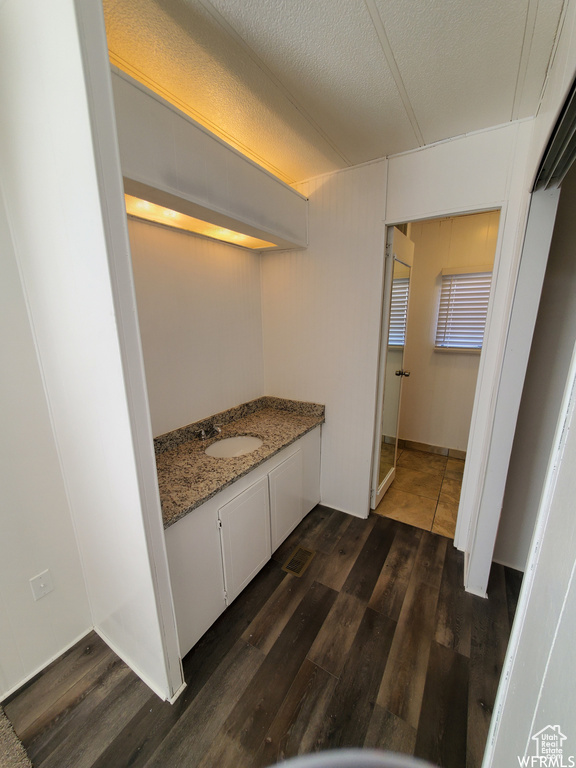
[398,438,466,460]
[492,555,526,573]
[168,681,187,704]
[315,502,369,520]
[0,628,92,704]
[94,627,172,702]
[465,585,488,598]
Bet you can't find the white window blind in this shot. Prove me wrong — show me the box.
[435,270,492,349]
[388,277,410,346]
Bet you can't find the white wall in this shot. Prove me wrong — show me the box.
[481,3,576,761]
[0,0,182,700]
[461,0,576,594]
[262,160,387,517]
[386,121,534,595]
[485,336,576,768]
[0,188,91,699]
[477,2,576,758]
[262,125,531,525]
[495,169,576,570]
[399,212,499,452]
[386,125,521,224]
[128,220,264,436]
[492,0,576,573]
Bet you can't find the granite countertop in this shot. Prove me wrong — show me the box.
[155,396,325,529]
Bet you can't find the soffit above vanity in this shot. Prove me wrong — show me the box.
[112,70,308,252]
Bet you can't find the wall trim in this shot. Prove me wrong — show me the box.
[0,630,92,704]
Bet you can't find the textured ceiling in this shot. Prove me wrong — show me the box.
[103,0,565,185]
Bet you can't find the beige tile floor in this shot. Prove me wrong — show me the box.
[375,447,465,538]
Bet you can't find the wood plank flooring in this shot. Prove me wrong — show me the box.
[3,505,521,768]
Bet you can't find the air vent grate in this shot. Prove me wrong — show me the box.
[281,546,316,577]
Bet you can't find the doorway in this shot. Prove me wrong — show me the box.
[371,210,501,538]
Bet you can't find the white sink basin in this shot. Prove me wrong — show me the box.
[204,435,263,458]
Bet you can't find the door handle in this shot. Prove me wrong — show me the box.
[395,370,411,377]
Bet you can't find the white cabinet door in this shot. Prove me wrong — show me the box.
[269,448,304,552]
[218,476,271,604]
[164,502,227,657]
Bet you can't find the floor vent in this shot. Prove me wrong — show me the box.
[282,546,316,577]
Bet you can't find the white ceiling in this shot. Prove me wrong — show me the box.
[103,0,565,185]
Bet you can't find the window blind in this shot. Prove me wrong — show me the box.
[435,271,492,349]
[389,277,410,346]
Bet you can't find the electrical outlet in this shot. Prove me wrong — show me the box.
[30,569,54,601]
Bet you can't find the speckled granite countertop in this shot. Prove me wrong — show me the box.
[155,397,325,529]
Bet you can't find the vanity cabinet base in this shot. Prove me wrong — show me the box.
[165,426,321,657]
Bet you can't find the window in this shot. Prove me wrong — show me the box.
[388,277,410,346]
[435,268,492,350]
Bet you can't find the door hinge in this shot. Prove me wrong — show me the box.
[223,588,228,604]
[217,518,223,530]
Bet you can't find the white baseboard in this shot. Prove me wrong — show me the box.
[0,627,92,703]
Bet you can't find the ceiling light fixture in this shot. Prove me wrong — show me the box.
[124,194,276,250]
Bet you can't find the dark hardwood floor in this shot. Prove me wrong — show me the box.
[4,506,522,768]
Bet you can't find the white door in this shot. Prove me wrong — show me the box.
[371,227,414,509]
[269,449,304,551]
[218,476,271,603]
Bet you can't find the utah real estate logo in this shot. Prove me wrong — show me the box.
[519,725,574,767]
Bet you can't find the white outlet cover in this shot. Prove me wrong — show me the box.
[30,569,54,601]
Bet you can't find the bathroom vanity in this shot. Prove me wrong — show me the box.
[156,397,324,656]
